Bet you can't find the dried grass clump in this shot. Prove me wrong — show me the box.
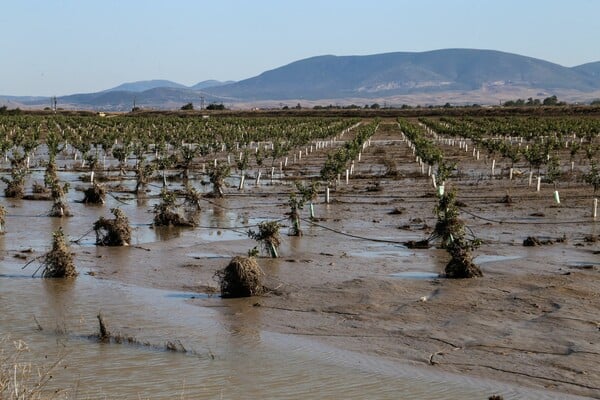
[41,228,77,278]
[217,256,264,298]
[94,208,132,246]
[82,182,106,204]
[1,337,68,399]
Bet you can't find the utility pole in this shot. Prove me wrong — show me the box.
[200,96,205,110]
[52,96,57,113]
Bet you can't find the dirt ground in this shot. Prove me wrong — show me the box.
[10,119,599,398]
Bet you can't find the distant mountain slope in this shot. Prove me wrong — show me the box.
[191,80,235,90]
[4,49,600,109]
[56,87,227,111]
[573,61,600,78]
[105,80,187,92]
[206,49,600,100]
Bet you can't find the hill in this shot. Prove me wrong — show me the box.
[4,49,600,109]
[573,61,600,79]
[206,49,600,100]
[104,80,187,92]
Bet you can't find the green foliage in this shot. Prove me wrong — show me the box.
[206,103,225,110]
[435,160,455,184]
[584,162,600,194]
[248,221,281,258]
[545,154,561,185]
[320,121,376,185]
[236,149,249,172]
[180,102,194,111]
[522,142,547,173]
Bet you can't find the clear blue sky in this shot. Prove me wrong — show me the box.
[1,0,599,96]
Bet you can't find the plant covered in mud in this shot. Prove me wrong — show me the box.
[153,188,197,227]
[49,181,72,217]
[94,208,132,246]
[40,228,77,278]
[287,193,304,236]
[183,183,202,211]
[248,220,281,258]
[2,150,28,198]
[207,160,230,198]
[0,205,6,234]
[134,159,154,195]
[82,182,106,204]
[430,189,482,279]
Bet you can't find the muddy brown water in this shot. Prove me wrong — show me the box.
[2,262,583,400]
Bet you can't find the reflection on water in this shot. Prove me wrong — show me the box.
[390,271,440,279]
[0,261,571,400]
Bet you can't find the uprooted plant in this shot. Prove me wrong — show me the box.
[93,208,132,246]
[153,188,197,227]
[215,256,265,298]
[248,220,281,258]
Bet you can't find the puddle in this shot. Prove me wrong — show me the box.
[474,255,522,264]
[165,292,216,299]
[186,252,230,259]
[567,261,599,270]
[350,243,419,258]
[389,271,440,279]
[0,273,38,279]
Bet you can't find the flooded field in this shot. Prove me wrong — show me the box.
[1,113,599,398]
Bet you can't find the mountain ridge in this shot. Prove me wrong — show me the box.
[3,49,600,109]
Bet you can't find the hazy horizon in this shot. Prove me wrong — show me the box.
[2,0,599,97]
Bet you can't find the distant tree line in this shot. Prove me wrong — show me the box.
[503,95,565,107]
[0,105,21,115]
